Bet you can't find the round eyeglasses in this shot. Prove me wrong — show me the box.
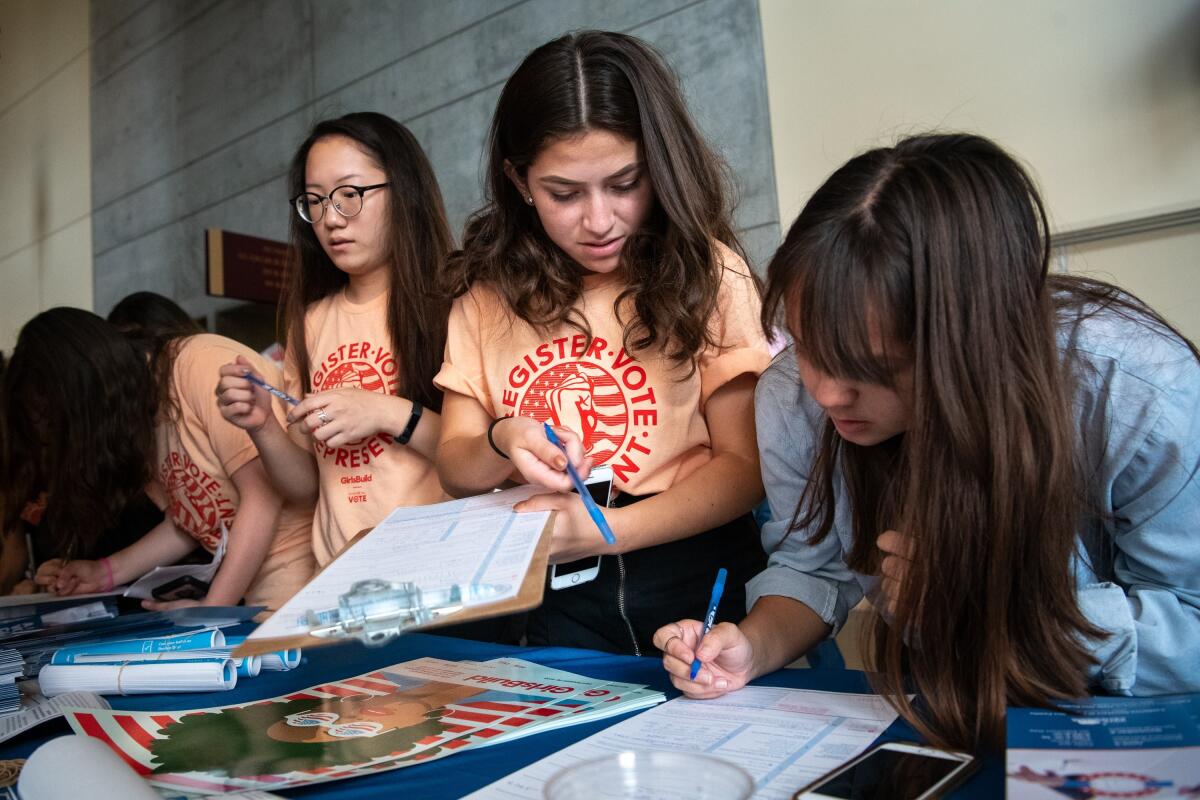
[292,183,389,223]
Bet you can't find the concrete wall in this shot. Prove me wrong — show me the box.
[0,0,92,353]
[759,0,1200,343]
[89,0,780,323]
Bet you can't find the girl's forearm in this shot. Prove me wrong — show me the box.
[204,504,278,606]
[206,462,283,606]
[609,449,764,553]
[108,518,197,585]
[437,432,517,497]
[741,595,833,678]
[249,418,319,504]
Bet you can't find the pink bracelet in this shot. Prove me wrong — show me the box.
[98,557,114,592]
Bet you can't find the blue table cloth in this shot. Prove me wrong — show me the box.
[2,631,1001,797]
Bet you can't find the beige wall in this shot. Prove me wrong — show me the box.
[0,0,92,354]
[760,0,1200,343]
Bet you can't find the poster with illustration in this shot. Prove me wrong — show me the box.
[62,657,663,794]
[1007,695,1200,799]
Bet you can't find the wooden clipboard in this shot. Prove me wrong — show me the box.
[232,513,554,658]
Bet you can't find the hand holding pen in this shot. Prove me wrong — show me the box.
[216,356,285,433]
[543,423,616,545]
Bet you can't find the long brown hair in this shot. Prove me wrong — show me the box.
[444,30,747,369]
[1,308,156,560]
[281,112,452,410]
[762,133,1197,750]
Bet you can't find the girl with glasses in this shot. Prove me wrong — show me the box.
[434,31,770,655]
[217,112,451,568]
[655,133,1200,750]
[9,303,313,612]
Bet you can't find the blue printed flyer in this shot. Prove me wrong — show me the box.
[1007,694,1200,798]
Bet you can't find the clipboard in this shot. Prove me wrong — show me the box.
[232,511,554,659]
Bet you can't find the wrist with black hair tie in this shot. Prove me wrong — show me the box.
[393,400,423,445]
[487,416,510,460]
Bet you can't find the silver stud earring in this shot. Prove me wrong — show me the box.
[525,195,534,205]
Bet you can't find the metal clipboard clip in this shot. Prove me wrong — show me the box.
[304,579,509,647]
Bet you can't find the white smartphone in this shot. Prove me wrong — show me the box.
[792,741,977,800]
[549,464,613,590]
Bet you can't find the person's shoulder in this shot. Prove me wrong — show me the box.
[1062,304,1198,397]
[174,333,253,371]
[756,344,805,409]
[713,240,755,282]
[301,292,341,327]
[755,343,825,440]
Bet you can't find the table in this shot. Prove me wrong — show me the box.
[2,631,1002,797]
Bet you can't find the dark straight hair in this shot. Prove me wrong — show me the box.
[108,291,204,423]
[281,112,453,410]
[1,308,156,560]
[444,30,750,370]
[762,132,1198,750]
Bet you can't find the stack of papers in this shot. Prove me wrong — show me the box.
[0,649,23,714]
[62,656,665,794]
[468,686,903,799]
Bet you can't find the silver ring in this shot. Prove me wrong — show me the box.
[317,409,331,427]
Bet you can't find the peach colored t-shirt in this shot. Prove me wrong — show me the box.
[285,290,447,565]
[434,244,771,496]
[156,334,314,610]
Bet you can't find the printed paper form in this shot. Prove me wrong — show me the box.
[249,486,551,641]
[466,686,900,800]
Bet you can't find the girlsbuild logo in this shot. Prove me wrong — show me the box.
[159,450,233,551]
[503,334,659,482]
[311,340,398,504]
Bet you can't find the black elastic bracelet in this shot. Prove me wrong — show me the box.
[394,400,423,445]
[487,416,510,460]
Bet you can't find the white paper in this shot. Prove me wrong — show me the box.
[0,691,110,744]
[249,486,551,642]
[124,522,228,601]
[38,659,236,696]
[466,686,900,800]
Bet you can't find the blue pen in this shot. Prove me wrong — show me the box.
[690,567,728,679]
[245,372,301,406]
[543,422,616,546]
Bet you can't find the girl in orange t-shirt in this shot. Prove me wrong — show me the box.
[435,31,770,655]
[20,305,312,611]
[216,113,450,566]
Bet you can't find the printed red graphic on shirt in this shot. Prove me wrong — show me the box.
[311,341,397,505]
[159,450,235,551]
[504,333,659,484]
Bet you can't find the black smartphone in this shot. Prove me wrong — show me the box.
[549,464,613,590]
[793,741,978,800]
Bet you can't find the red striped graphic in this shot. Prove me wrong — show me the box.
[74,713,151,776]
[115,714,156,751]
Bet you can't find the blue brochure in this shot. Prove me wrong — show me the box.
[1007,694,1200,799]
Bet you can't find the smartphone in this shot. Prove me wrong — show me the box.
[151,575,211,602]
[549,464,613,590]
[792,741,977,800]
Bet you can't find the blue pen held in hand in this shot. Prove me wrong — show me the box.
[690,567,728,679]
[543,422,617,546]
[244,371,301,407]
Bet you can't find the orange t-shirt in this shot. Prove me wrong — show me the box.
[284,290,447,565]
[156,334,314,610]
[434,244,771,495]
